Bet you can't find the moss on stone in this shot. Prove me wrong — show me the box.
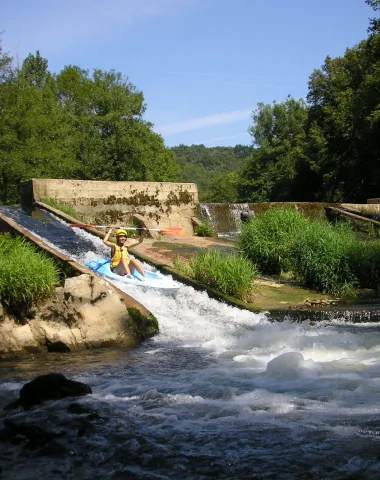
[127,307,159,339]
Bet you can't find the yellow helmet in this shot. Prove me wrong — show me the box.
[115,229,128,237]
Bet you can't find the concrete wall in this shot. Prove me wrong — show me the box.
[21,179,199,234]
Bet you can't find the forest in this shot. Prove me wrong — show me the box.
[0,0,379,205]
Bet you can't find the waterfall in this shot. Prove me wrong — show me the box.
[200,202,252,237]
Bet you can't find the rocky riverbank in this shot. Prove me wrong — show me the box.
[0,274,158,357]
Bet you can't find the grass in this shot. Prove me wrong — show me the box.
[174,249,256,301]
[194,220,215,237]
[40,198,89,222]
[238,207,309,275]
[290,220,358,296]
[0,234,59,319]
[238,206,380,297]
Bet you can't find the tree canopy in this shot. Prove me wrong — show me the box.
[237,0,380,203]
[0,49,177,204]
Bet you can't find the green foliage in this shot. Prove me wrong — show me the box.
[172,144,252,202]
[238,207,380,296]
[175,249,256,301]
[238,207,308,275]
[238,97,312,202]
[0,50,177,205]
[290,221,358,296]
[41,198,88,222]
[194,220,215,237]
[347,239,380,288]
[0,234,59,317]
[237,10,380,204]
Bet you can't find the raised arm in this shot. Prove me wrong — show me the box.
[103,227,115,248]
[127,229,146,248]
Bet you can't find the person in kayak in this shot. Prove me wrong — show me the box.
[103,227,146,279]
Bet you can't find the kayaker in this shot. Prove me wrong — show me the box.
[103,227,146,279]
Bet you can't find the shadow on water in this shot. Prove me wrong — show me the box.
[0,204,95,256]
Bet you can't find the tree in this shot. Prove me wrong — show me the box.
[238,97,312,202]
[307,30,380,201]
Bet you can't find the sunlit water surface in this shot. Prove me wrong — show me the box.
[1,207,380,479]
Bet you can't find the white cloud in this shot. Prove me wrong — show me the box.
[155,108,252,135]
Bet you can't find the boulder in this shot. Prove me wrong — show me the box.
[0,274,158,356]
[4,373,92,410]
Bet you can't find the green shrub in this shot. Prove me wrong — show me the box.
[238,207,308,275]
[194,220,215,237]
[347,239,380,289]
[0,235,59,318]
[176,249,256,301]
[290,221,358,296]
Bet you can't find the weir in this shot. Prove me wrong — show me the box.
[2,203,380,478]
[200,200,380,237]
[21,179,199,236]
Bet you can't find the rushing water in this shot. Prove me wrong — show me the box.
[1,207,380,479]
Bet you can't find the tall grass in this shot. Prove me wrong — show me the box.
[238,206,380,296]
[347,240,380,289]
[238,207,308,275]
[174,249,256,301]
[0,235,59,318]
[290,221,358,296]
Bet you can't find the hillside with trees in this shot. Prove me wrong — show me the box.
[172,144,253,202]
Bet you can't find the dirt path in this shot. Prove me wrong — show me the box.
[132,235,234,266]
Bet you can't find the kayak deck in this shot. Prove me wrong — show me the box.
[85,258,179,295]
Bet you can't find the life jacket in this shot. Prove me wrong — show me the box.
[110,243,129,268]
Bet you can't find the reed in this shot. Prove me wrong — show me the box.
[0,235,59,317]
[290,220,358,296]
[238,207,308,275]
[175,249,256,301]
[347,239,380,289]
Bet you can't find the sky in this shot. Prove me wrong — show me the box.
[1,0,374,147]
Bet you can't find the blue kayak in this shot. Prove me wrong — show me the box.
[85,258,180,296]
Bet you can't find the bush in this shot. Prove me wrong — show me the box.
[175,249,256,301]
[290,221,358,296]
[194,220,215,237]
[238,207,308,275]
[0,235,59,317]
[347,239,380,289]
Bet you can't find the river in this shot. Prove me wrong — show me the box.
[1,207,380,479]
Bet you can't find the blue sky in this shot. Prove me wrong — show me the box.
[2,0,374,147]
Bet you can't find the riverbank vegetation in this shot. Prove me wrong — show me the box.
[0,235,59,318]
[239,207,380,296]
[174,250,256,301]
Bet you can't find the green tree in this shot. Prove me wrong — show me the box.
[238,97,312,202]
[307,30,380,201]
